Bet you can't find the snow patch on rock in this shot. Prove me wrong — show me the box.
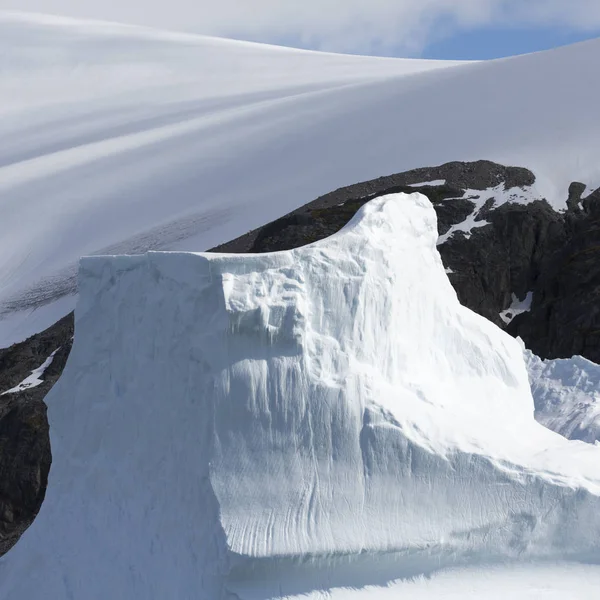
[500,292,533,325]
[1,348,59,394]
[437,184,540,245]
[409,180,447,187]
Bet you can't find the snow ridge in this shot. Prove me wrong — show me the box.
[2,193,600,599]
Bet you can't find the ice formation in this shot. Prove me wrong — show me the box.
[2,192,600,599]
[526,350,600,443]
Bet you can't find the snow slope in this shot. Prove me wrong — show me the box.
[2,193,600,599]
[2,12,600,345]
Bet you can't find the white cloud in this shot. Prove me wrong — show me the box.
[1,0,600,54]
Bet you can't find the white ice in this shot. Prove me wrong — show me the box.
[2,12,600,344]
[2,193,600,599]
[526,349,600,444]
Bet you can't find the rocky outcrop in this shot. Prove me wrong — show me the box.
[1,159,599,555]
[0,314,73,555]
[509,189,600,360]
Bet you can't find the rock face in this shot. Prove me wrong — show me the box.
[1,159,599,555]
[508,189,600,361]
[0,314,73,555]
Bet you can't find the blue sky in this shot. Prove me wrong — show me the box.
[422,24,600,60]
[2,1,600,59]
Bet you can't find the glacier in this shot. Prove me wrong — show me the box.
[2,192,600,599]
[4,12,600,346]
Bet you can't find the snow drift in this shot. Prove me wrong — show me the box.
[3,12,600,345]
[2,192,600,599]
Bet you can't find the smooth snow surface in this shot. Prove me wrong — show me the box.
[526,350,600,443]
[1,348,59,395]
[3,193,600,599]
[3,12,600,344]
[277,563,600,599]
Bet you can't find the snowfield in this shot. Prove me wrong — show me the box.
[2,193,600,599]
[2,12,600,345]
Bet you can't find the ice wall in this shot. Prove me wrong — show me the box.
[2,193,600,599]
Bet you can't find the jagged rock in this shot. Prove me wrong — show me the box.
[443,200,567,325]
[509,197,600,361]
[567,182,587,211]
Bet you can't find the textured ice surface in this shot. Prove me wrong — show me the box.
[527,350,600,443]
[1,193,600,599]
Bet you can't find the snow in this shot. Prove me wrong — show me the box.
[526,349,600,444]
[1,348,59,395]
[270,563,600,599]
[437,184,543,246]
[2,12,600,344]
[500,292,533,325]
[2,192,600,599]
[408,179,447,187]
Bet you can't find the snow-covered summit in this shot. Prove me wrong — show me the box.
[2,12,600,345]
[2,192,600,599]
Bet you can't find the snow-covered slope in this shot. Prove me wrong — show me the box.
[526,350,600,443]
[2,12,600,345]
[2,193,600,599]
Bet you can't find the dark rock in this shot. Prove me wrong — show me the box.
[0,395,51,556]
[582,187,600,215]
[567,182,587,211]
[509,208,600,361]
[0,313,74,393]
[0,313,73,555]
[211,160,532,253]
[441,200,567,326]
